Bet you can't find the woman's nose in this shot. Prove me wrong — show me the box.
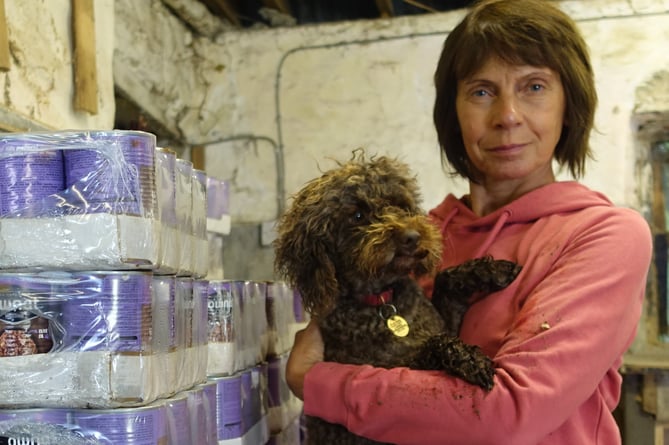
[492,93,522,128]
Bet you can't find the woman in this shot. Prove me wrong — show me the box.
[286,0,653,444]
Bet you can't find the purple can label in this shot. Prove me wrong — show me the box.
[215,375,242,440]
[152,276,176,352]
[200,381,218,445]
[192,280,209,347]
[192,170,207,239]
[207,281,234,343]
[155,148,177,228]
[0,275,65,356]
[0,149,64,218]
[175,159,193,230]
[177,278,193,349]
[0,408,70,424]
[186,388,207,445]
[205,176,223,220]
[165,396,190,445]
[61,272,153,352]
[62,131,156,217]
[72,405,166,445]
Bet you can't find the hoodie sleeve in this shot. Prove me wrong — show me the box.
[301,206,652,445]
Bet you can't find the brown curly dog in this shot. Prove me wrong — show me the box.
[274,150,521,445]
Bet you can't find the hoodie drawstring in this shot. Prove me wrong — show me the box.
[439,207,459,234]
[473,210,511,258]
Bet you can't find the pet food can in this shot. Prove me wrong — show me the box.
[175,158,193,233]
[192,169,207,239]
[176,277,193,350]
[60,271,153,352]
[205,176,224,220]
[0,408,74,444]
[199,380,218,445]
[186,387,208,445]
[165,394,191,445]
[62,130,156,217]
[152,275,176,353]
[0,273,65,356]
[193,279,209,347]
[0,407,70,424]
[212,374,243,440]
[0,136,64,217]
[155,147,177,228]
[207,280,235,343]
[72,404,167,445]
[267,355,283,410]
[206,280,236,377]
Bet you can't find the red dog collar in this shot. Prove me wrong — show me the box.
[361,288,393,306]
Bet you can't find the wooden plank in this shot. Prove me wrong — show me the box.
[72,0,98,114]
[652,162,667,232]
[191,145,205,171]
[375,0,394,18]
[0,0,10,70]
[403,0,439,13]
[208,0,241,27]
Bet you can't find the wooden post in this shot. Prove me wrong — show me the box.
[72,0,98,114]
[191,145,206,171]
[0,0,11,71]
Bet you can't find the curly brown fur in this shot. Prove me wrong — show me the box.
[274,150,521,445]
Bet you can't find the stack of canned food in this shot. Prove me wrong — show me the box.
[0,130,305,444]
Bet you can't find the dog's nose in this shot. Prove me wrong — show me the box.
[400,230,420,252]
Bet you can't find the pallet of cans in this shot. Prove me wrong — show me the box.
[0,373,269,445]
[0,130,208,277]
[0,271,209,409]
[0,383,219,445]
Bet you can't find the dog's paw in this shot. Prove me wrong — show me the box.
[435,257,521,301]
[486,258,522,289]
[410,334,495,391]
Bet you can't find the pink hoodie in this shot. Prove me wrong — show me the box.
[302,181,652,445]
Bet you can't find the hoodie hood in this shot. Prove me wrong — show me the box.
[429,181,614,258]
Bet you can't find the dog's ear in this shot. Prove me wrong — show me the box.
[273,203,339,318]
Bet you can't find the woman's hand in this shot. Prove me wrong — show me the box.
[286,320,324,400]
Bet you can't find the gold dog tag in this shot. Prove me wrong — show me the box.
[387,315,410,337]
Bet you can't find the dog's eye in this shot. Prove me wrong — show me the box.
[351,211,366,224]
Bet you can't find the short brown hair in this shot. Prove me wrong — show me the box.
[433,0,597,181]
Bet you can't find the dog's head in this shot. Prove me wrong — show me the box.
[274,150,442,318]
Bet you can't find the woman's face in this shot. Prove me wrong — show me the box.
[456,57,565,188]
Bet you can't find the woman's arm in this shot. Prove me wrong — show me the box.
[286,320,325,400]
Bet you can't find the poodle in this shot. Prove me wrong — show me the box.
[274,150,521,445]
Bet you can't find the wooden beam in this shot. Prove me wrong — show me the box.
[191,145,206,171]
[403,0,439,13]
[209,0,241,27]
[375,0,394,18]
[72,0,98,114]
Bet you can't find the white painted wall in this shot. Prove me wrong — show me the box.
[197,0,669,224]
